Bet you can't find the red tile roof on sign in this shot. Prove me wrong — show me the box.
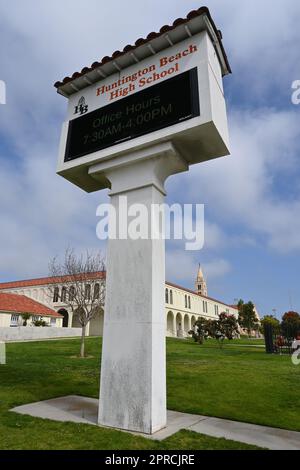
[0,293,63,318]
[54,6,231,97]
[0,272,106,290]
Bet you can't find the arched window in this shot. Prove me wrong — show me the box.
[85,284,91,300]
[170,290,173,305]
[165,288,169,304]
[94,283,100,300]
[53,287,59,303]
[61,287,67,302]
[188,296,191,309]
[69,286,75,302]
[185,295,187,308]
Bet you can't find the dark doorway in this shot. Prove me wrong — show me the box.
[58,309,69,328]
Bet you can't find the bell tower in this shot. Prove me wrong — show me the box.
[195,264,208,297]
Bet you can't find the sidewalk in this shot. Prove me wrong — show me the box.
[11,395,300,450]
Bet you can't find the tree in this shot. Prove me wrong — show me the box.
[281,311,300,340]
[238,300,259,337]
[49,248,106,358]
[260,315,280,335]
[189,313,239,348]
[218,312,239,340]
[189,317,209,344]
[214,313,239,348]
[21,313,31,326]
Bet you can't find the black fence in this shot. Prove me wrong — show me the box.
[263,324,298,355]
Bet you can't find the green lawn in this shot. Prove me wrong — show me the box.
[167,338,300,431]
[1,336,297,450]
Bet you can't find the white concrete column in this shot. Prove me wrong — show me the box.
[177,313,184,338]
[172,314,177,338]
[93,142,187,434]
[188,315,192,333]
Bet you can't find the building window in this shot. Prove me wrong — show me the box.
[165,288,169,304]
[203,301,208,313]
[214,305,219,316]
[10,314,19,326]
[53,287,59,303]
[61,287,67,302]
[185,295,187,308]
[188,296,191,309]
[85,284,91,300]
[69,286,75,302]
[32,315,42,322]
[50,318,56,326]
[226,308,229,314]
[170,290,173,305]
[94,283,100,300]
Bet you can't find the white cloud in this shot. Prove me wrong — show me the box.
[0,0,300,283]
[166,248,231,288]
[166,250,196,285]
[204,259,232,281]
[177,107,300,254]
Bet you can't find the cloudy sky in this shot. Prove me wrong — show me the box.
[0,0,299,318]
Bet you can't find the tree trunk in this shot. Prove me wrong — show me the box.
[80,324,86,358]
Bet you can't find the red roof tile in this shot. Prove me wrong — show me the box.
[0,293,63,318]
[54,6,231,92]
[0,273,237,312]
[0,272,106,290]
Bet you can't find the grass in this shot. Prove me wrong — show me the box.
[1,336,297,450]
[167,338,300,431]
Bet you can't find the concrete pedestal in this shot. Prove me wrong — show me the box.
[0,341,6,364]
[93,142,187,434]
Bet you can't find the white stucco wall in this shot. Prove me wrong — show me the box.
[1,279,239,339]
[165,283,238,337]
[0,313,11,328]
[0,326,81,342]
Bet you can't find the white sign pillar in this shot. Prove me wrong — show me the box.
[0,341,6,365]
[55,6,231,436]
[93,142,187,433]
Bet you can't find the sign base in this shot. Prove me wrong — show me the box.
[97,142,187,434]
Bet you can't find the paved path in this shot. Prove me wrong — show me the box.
[11,395,300,450]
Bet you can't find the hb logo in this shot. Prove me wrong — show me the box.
[74,96,88,115]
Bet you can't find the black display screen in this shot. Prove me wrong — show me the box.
[64,68,200,162]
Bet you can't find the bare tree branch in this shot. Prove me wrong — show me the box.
[48,248,106,357]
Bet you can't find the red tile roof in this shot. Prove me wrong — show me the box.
[0,273,237,311]
[54,6,231,93]
[0,293,63,318]
[166,281,238,310]
[0,272,106,290]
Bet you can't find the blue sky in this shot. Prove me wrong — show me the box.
[0,0,300,319]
